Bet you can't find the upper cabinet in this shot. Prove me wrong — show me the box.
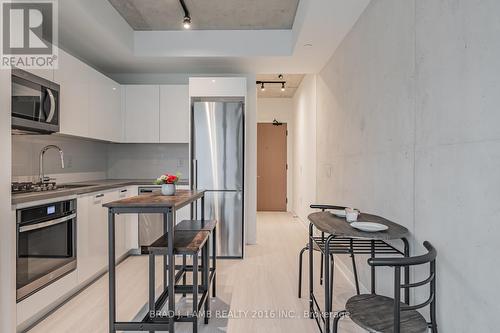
[88,70,122,142]
[189,77,247,98]
[55,49,90,138]
[52,49,191,144]
[54,49,121,142]
[123,85,160,143]
[159,85,189,143]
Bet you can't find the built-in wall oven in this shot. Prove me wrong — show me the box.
[16,199,76,302]
[12,68,60,133]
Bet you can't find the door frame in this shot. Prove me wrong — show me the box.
[257,121,291,212]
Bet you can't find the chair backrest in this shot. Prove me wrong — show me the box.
[368,241,437,333]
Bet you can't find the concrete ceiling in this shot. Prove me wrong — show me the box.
[108,0,300,30]
[57,0,371,77]
[257,74,304,98]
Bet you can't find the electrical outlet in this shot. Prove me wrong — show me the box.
[66,156,73,168]
[325,164,332,178]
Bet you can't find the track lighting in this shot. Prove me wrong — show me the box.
[256,80,287,92]
[179,0,191,29]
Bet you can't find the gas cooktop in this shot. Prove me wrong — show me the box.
[11,182,59,194]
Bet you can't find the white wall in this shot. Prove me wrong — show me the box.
[292,75,317,222]
[0,69,16,332]
[257,98,293,211]
[315,0,500,331]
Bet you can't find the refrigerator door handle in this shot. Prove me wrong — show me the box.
[193,159,198,190]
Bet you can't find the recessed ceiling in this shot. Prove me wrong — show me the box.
[257,74,304,98]
[58,0,371,75]
[108,0,300,31]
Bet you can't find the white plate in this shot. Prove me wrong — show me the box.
[350,222,388,232]
[330,209,346,217]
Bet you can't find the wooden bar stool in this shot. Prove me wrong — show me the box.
[146,230,211,333]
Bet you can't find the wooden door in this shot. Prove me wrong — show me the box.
[257,123,287,211]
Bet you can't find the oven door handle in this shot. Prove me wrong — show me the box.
[19,213,76,233]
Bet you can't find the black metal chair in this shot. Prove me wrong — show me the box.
[333,241,438,333]
[298,205,360,299]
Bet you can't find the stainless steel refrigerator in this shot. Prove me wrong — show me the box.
[191,97,244,258]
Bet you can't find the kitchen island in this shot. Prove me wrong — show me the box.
[104,189,214,333]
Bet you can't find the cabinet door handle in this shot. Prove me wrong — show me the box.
[120,189,128,193]
[95,194,104,198]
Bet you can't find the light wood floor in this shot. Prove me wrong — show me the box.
[28,212,363,333]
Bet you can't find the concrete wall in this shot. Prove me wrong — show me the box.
[0,69,16,332]
[257,98,294,211]
[292,75,317,222]
[316,0,500,331]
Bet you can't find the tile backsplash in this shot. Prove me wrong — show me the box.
[12,135,189,183]
[107,143,189,180]
[12,135,108,183]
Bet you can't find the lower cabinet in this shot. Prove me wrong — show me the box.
[77,187,135,285]
[77,192,109,284]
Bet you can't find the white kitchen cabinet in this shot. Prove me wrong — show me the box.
[88,70,122,142]
[189,77,247,97]
[114,187,133,259]
[160,85,190,143]
[124,85,160,143]
[125,186,139,250]
[77,192,108,284]
[54,49,90,138]
[176,185,192,223]
[77,187,134,284]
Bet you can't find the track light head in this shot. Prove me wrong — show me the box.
[281,82,285,92]
[183,16,191,29]
[261,82,265,91]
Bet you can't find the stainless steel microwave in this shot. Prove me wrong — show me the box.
[12,68,60,133]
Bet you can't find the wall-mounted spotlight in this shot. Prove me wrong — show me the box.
[183,16,191,29]
[261,83,265,91]
[179,0,191,29]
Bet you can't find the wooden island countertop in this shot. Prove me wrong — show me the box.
[103,189,205,209]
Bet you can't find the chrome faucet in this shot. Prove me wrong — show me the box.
[39,145,65,183]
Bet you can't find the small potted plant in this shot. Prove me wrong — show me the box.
[154,173,180,196]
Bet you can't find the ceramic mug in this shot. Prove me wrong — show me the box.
[345,208,359,222]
